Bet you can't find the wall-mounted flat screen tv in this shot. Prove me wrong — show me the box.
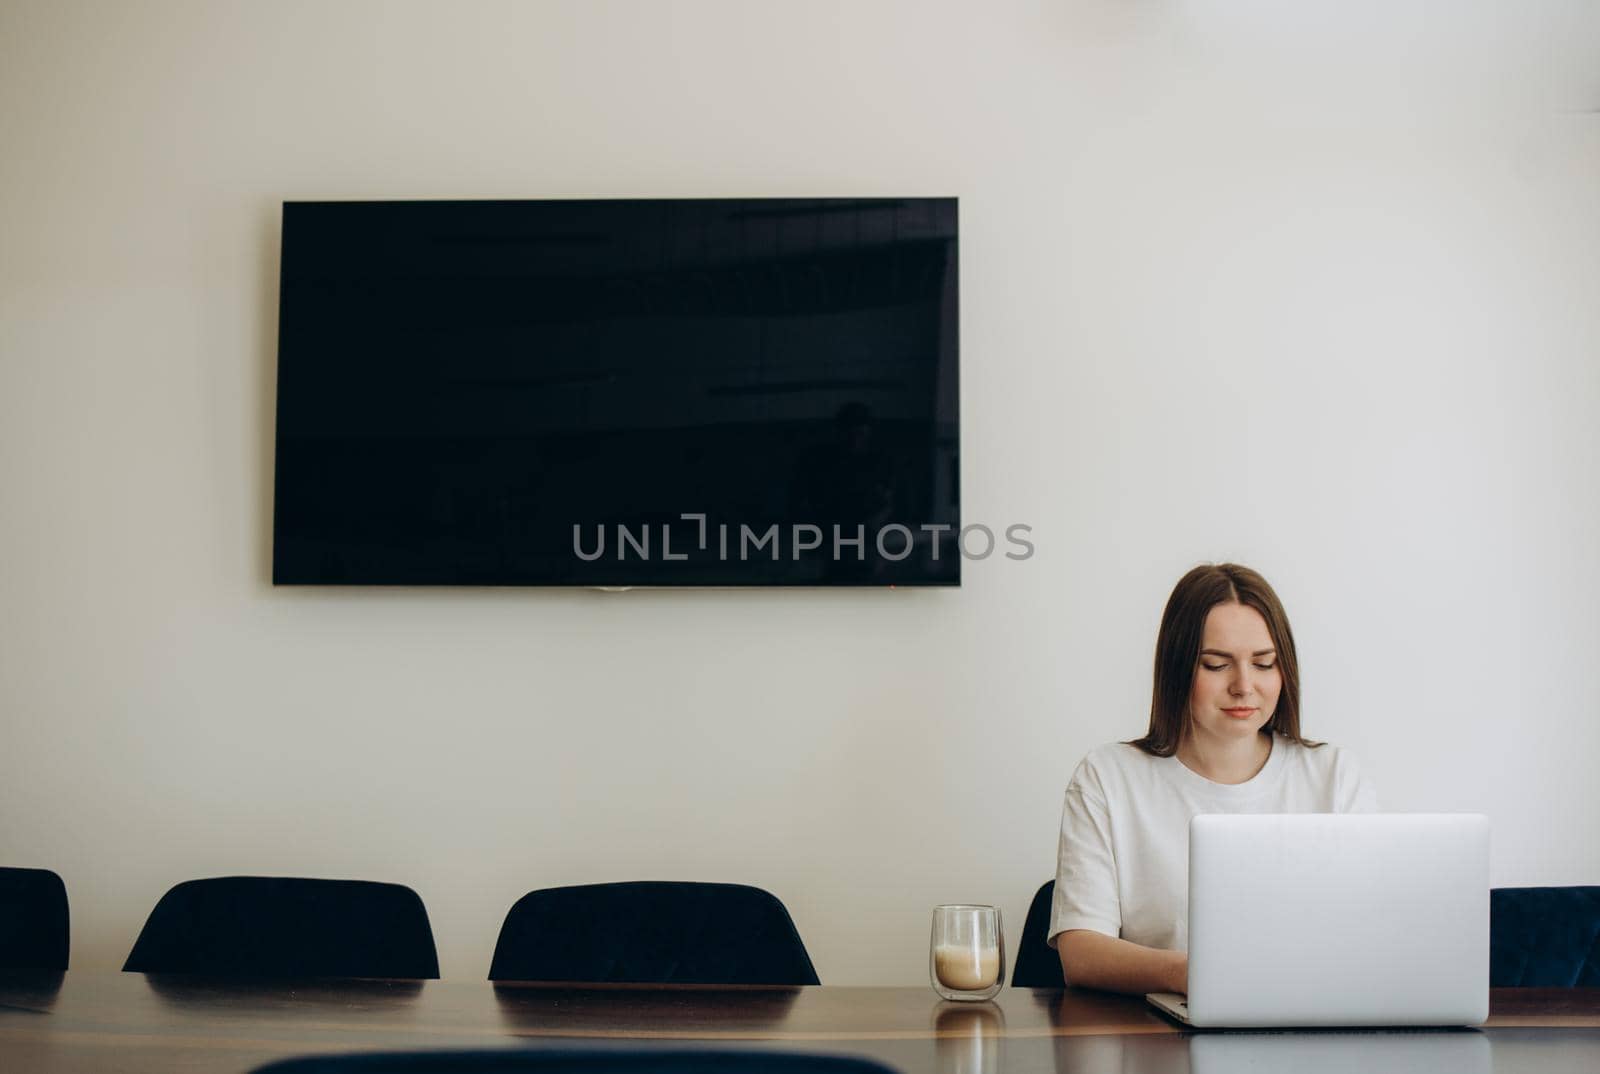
[272,198,959,586]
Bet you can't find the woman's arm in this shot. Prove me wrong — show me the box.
[1056,929,1187,995]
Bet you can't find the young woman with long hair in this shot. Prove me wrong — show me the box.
[1049,563,1376,995]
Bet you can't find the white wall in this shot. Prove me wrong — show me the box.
[2,0,1597,983]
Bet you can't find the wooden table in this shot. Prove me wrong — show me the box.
[2,972,1597,1073]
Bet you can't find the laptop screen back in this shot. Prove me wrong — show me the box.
[1186,813,1489,1027]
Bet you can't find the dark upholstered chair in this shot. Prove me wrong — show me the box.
[252,1049,896,1074]
[1011,880,1064,987]
[0,867,69,970]
[488,881,819,984]
[1490,886,1600,986]
[124,876,439,978]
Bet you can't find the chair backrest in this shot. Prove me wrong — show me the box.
[488,881,819,984]
[123,876,440,978]
[0,867,69,970]
[1490,886,1600,986]
[252,1049,896,1074]
[1010,880,1064,987]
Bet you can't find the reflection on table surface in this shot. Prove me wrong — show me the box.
[1051,1029,1492,1074]
[1190,1028,1489,1074]
[938,1028,1600,1074]
[0,972,1597,1074]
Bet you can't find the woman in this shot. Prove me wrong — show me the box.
[1049,563,1376,995]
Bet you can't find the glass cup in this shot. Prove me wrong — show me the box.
[930,904,1005,1001]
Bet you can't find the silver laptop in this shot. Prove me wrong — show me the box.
[1146,813,1489,1028]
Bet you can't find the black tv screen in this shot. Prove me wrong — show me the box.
[272,198,959,586]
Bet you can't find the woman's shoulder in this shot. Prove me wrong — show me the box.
[1078,739,1157,767]
[1274,736,1366,778]
[1272,736,1377,809]
[1071,740,1162,788]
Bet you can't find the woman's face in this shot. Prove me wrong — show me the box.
[1185,601,1283,745]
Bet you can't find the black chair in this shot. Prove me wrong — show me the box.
[1490,886,1600,986]
[1010,880,1064,987]
[124,876,440,978]
[488,881,819,984]
[252,1050,896,1074]
[0,867,69,971]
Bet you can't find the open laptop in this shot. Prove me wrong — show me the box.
[1146,813,1489,1028]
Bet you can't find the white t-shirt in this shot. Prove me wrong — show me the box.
[1047,735,1377,953]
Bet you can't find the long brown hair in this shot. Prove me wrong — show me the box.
[1127,563,1322,757]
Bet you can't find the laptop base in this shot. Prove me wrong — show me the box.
[1146,992,1192,1025]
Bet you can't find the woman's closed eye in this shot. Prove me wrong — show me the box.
[1201,662,1277,672]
